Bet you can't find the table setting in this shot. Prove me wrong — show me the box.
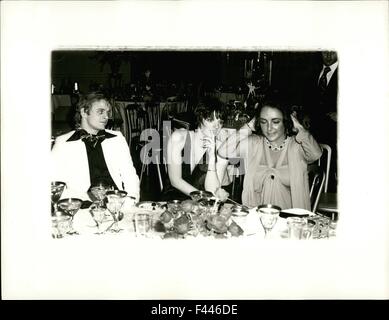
[51,182,337,240]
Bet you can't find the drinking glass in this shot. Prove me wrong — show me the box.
[52,215,71,238]
[57,198,82,235]
[134,213,151,237]
[258,204,281,239]
[51,181,66,215]
[287,217,307,239]
[106,190,127,233]
[90,205,107,234]
[53,215,72,238]
[89,183,109,209]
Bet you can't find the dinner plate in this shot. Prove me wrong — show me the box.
[231,208,262,236]
[135,201,166,214]
[279,208,315,219]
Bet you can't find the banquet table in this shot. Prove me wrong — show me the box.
[53,203,336,240]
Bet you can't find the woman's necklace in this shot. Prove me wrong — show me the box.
[265,137,287,152]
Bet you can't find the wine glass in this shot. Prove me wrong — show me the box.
[258,204,281,239]
[57,198,83,235]
[51,181,66,215]
[106,190,127,233]
[89,183,109,209]
[90,205,107,234]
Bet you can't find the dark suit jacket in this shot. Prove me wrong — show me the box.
[317,67,338,115]
[304,65,338,145]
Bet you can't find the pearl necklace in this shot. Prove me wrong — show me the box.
[265,137,287,152]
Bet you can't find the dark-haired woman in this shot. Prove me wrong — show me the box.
[162,98,230,201]
[218,98,322,210]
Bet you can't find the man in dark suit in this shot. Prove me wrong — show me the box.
[308,52,338,139]
[308,51,338,192]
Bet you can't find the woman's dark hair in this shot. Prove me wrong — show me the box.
[254,95,295,137]
[193,96,225,127]
[74,92,111,128]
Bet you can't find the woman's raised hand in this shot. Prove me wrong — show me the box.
[290,111,306,134]
[202,132,217,154]
[239,117,256,136]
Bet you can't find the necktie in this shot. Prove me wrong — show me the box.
[319,66,331,93]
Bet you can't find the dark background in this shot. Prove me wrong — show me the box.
[51,50,323,105]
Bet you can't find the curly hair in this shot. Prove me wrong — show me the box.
[254,95,295,137]
[74,92,111,128]
[193,96,225,128]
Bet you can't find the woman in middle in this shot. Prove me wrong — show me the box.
[162,97,230,201]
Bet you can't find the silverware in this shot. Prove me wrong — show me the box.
[104,221,116,233]
[105,211,124,233]
[227,198,240,205]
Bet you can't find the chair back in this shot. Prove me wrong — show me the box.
[318,144,332,192]
[176,101,188,114]
[161,102,178,119]
[113,101,130,144]
[125,103,149,146]
[308,165,326,213]
[145,102,161,131]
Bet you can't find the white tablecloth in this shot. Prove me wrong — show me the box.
[64,206,290,240]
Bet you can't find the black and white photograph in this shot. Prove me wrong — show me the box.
[50,50,338,240]
[2,1,389,301]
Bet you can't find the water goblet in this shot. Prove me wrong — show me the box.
[51,181,66,215]
[89,183,109,209]
[106,190,127,233]
[258,204,281,239]
[57,198,83,235]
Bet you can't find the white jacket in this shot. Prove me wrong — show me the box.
[51,129,140,201]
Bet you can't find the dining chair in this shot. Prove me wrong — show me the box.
[176,101,188,114]
[113,101,130,143]
[308,166,326,213]
[317,192,338,220]
[161,101,178,120]
[125,103,149,147]
[318,143,332,193]
[146,102,161,131]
